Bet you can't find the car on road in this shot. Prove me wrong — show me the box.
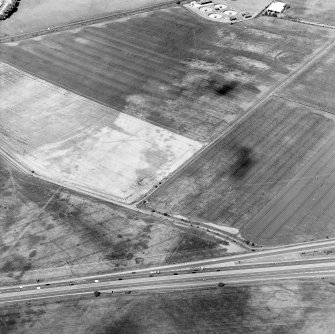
[150,270,160,274]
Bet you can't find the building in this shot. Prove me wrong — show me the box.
[265,1,289,16]
[199,0,212,5]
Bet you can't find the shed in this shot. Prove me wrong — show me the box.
[266,1,287,15]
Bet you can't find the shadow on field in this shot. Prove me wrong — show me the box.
[230,146,257,179]
[208,79,240,96]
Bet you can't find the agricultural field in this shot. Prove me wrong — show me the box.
[242,133,335,245]
[144,97,334,245]
[238,43,335,245]
[1,7,334,142]
[1,279,335,333]
[0,155,231,286]
[0,62,201,204]
[280,43,335,115]
[0,0,171,38]
[285,0,335,26]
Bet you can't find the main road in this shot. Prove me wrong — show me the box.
[1,246,335,305]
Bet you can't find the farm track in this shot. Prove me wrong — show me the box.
[0,1,179,43]
[143,37,335,200]
[278,45,335,117]
[282,16,335,30]
[145,38,335,244]
[274,95,335,121]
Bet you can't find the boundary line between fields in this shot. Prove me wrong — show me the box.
[274,95,335,121]
[282,16,335,30]
[140,38,335,205]
[0,1,178,43]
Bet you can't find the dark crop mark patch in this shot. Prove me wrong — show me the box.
[29,250,37,258]
[230,146,257,179]
[206,79,240,96]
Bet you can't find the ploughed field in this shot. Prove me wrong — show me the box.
[241,41,335,245]
[242,134,335,245]
[280,43,335,115]
[0,7,333,142]
[144,97,334,245]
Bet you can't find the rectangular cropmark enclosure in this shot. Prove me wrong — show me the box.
[0,63,202,203]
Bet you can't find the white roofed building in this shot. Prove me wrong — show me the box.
[265,1,289,16]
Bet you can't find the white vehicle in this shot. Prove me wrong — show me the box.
[191,266,204,271]
[36,286,41,290]
[94,279,99,283]
[149,270,160,274]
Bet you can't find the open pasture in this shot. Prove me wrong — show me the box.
[285,0,335,26]
[144,97,334,245]
[280,43,335,115]
[0,8,334,142]
[1,280,334,334]
[0,155,228,285]
[241,133,335,245]
[0,63,201,204]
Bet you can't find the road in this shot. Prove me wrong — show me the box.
[1,256,335,305]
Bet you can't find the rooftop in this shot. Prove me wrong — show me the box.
[267,1,286,13]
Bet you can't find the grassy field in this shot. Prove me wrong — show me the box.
[1,279,335,333]
[1,8,334,142]
[0,62,201,204]
[280,44,335,115]
[144,97,334,245]
[285,0,335,25]
[0,156,231,286]
[0,0,171,38]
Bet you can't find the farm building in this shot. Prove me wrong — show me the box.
[265,1,289,16]
[199,0,212,5]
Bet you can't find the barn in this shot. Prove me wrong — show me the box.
[265,1,289,16]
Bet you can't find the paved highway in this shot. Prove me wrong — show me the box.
[0,252,335,303]
[2,254,335,305]
[1,236,334,292]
